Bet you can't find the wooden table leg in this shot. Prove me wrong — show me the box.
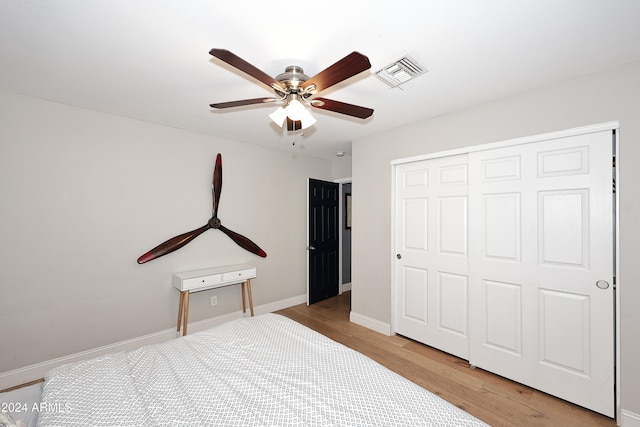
[177,291,185,333]
[246,278,254,317]
[241,282,247,314]
[182,291,190,336]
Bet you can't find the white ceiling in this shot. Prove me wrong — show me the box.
[2,1,640,159]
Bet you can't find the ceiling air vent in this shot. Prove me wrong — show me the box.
[374,56,427,88]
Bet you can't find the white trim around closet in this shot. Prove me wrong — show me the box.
[391,121,619,165]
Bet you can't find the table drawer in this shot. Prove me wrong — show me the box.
[173,264,256,292]
[180,273,222,291]
[222,267,256,282]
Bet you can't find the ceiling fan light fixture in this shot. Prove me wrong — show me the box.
[298,108,317,130]
[270,97,317,130]
[269,106,287,127]
[285,98,305,121]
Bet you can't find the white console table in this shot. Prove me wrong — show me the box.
[172,264,256,336]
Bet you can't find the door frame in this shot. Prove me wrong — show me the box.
[336,177,352,294]
[390,121,620,419]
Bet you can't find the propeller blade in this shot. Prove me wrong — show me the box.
[219,225,267,258]
[137,224,210,264]
[310,97,374,119]
[213,153,222,217]
[209,48,285,92]
[286,118,302,131]
[210,98,278,109]
[300,52,371,95]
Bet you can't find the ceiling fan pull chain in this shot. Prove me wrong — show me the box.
[291,119,298,146]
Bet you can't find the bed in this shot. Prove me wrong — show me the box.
[35,313,487,426]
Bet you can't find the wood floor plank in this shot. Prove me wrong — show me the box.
[276,291,616,427]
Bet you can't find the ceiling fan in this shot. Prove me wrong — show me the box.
[137,153,266,264]
[209,49,374,131]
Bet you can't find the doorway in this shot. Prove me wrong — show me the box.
[307,178,339,305]
[307,178,352,305]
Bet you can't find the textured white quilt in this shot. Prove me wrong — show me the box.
[37,313,487,426]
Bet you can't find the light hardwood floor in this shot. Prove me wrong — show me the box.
[276,291,616,427]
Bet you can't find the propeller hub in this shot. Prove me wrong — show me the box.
[209,217,221,229]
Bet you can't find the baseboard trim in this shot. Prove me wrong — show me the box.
[349,311,391,336]
[622,409,640,427]
[0,293,307,390]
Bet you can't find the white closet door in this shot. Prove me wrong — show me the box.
[468,131,614,416]
[394,154,470,359]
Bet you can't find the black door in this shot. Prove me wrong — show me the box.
[308,178,339,304]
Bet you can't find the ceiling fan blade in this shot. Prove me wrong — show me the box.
[310,97,374,119]
[212,153,222,217]
[209,48,285,92]
[300,52,371,95]
[286,118,302,131]
[137,224,210,264]
[219,225,267,258]
[210,98,278,109]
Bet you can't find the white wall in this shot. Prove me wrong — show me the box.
[332,155,352,179]
[351,60,640,419]
[0,91,335,375]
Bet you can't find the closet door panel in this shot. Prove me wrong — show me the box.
[483,193,520,261]
[437,272,468,337]
[394,163,430,339]
[483,279,522,355]
[468,131,614,416]
[394,154,470,359]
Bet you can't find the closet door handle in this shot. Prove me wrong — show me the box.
[306,245,317,251]
[396,253,402,259]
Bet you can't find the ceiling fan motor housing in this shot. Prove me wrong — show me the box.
[273,66,316,98]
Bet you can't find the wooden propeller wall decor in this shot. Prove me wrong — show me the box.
[209,49,374,130]
[137,153,267,264]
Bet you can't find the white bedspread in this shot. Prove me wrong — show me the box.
[37,313,487,426]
